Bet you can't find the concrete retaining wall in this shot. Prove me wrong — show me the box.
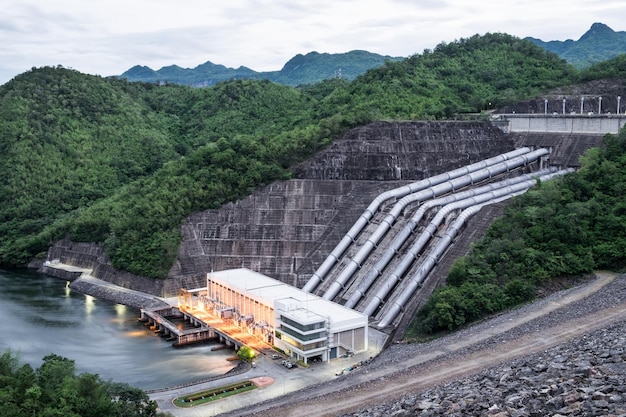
[39,120,603,300]
[496,114,626,134]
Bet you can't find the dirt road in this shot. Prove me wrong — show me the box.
[235,272,625,417]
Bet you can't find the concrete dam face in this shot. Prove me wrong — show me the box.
[45,119,603,319]
[172,121,519,290]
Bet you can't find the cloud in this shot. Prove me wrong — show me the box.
[1,1,625,85]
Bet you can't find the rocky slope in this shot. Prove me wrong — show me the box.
[345,320,626,417]
[234,273,626,417]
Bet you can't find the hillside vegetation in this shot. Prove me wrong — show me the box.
[409,128,626,337]
[527,23,626,69]
[0,32,615,280]
[0,351,170,417]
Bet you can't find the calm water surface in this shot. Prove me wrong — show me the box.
[0,268,235,390]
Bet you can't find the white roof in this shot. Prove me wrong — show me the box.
[207,268,366,325]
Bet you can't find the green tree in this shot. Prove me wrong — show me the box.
[237,346,256,362]
[410,127,626,338]
[0,351,172,417]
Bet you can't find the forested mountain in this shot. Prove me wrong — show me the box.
[0,32,611,280]
[119,50,403,87]
[121,62,258,87]
[121,22,626,86]
[526,23,626,69]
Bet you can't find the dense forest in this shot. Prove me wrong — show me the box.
[0,351,172,417]
[0,32,625,283]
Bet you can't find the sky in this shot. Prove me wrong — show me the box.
[1,0,625,85]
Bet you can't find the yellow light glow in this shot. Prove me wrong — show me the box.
[114,304,127,316]
[125,330,148,338]
[85,295,95,315]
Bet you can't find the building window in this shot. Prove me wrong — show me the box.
[279,315,325,332]
[276,331,326,351]
[279,325,326,341]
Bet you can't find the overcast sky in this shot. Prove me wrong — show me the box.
[1,0,625,85]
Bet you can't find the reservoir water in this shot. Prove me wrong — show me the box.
[0,268,236,390]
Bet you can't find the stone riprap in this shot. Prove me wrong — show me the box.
[335,274,626,417]
[343,322,626,417]
[69,275,169,310]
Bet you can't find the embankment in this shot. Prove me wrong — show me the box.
[38,121,601,304]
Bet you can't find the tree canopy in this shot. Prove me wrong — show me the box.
[0,350,172,417]
[0,33,613,278]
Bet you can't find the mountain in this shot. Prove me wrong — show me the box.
[119,50,403,87]
[269,50,403,85]
[121,62,258,87]
[0,33,583,277]
[526,23,626,69]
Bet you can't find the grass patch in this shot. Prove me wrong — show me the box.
[173,380,256,408]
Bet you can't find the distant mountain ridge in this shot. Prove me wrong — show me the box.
[120,50,404,87]
[121,23,625,86]
[526,22,626,68]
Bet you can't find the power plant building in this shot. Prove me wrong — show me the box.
[204,268,368,363]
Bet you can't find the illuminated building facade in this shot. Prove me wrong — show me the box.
[203,268,368,363]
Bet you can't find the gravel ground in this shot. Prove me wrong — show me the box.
[235,272,626,417]
[377,273,625,369]
[340,272,626,416]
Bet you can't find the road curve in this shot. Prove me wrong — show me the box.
[234,272,624,417]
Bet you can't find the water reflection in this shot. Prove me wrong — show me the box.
[85,294,96,317]
[0,268,236,390]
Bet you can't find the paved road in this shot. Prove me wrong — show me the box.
[150,349,378,416]
[47,263,622,417]
[229,272,624,417]
[149,322,387,416]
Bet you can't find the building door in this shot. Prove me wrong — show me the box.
[330,347,337,360]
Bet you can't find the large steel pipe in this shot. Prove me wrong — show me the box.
[375,169,574,327]
[344,167,556,309]
[301,147,534,293]
[322,148,548,301]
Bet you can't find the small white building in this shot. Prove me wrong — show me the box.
[204,268,368,363]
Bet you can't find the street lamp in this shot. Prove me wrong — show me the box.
[544,99,548,114]
[599,96,602,114]
[562,98,566,114]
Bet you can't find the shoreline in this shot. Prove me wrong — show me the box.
[39,262,254,395]
[41,261,172,310]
